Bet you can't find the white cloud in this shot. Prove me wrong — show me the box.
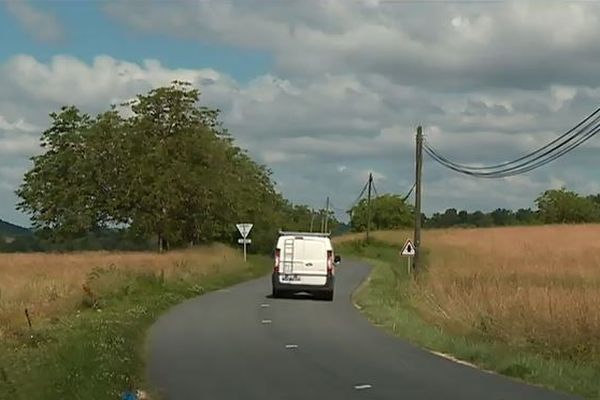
[0,115,39,133]
[3,55,234,110]
[105,1,600,89]
[5,0,64,42]
[261,151,307,164]
[0,133,39,156]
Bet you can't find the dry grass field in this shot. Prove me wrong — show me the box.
[0,244,242,338]
[337,225,600,356]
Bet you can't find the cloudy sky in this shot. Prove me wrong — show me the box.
[1,0,600,226]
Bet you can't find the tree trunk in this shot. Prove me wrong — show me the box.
[158,232,164,253]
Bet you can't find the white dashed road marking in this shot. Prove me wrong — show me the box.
[354,384,372,390]
[260,304,270,308]
[261,319,272,324]
[285,344,299,349]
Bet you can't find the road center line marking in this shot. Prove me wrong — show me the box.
[354,384,372,390]
[261,319,272,324]
[285,344,298,349]
[260,304,270,308]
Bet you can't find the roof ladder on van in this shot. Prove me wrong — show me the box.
[282,238,295,274]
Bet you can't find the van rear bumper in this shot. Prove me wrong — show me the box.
[272,273,334,293]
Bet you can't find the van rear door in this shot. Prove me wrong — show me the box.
[284,237,328,276]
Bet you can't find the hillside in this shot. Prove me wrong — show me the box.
[0,219,31,237]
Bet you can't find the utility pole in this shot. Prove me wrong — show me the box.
[320,206,325,233]
[413,126,423,273]
[324,196,330,233]
[310,209,315,232]
[366,172,373,241]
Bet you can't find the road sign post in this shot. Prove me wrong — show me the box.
[236,223,253,262]
[400,239,416,275]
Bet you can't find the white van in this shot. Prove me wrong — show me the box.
[271,231,341,301]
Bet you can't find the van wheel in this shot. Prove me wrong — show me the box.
[272,288,280,298]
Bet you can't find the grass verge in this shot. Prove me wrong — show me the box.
[0,253,271,400]
[337,239,600,400]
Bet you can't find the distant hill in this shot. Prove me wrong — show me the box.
[0,219,31,237]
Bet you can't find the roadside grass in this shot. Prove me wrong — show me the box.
[337,226,600,359]
[0,246,271,400]
[336,237,600,399]
[0,246,244,334]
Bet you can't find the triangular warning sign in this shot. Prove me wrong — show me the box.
[236,223,253,238]
[401,239,416,256]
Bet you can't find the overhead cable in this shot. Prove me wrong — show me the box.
[424,107,600,178]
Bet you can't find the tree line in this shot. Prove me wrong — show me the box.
[11,81,340,254]
[348,187,600,231]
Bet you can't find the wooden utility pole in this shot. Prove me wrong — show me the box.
[324,196,330,233]
[413,126,423,273]
[366,173,373,241]
[310,209,315,232]
[320,206,324,232]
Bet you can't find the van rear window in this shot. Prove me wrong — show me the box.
[294,239,326,260]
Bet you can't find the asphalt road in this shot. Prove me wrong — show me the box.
[147,260,578,400]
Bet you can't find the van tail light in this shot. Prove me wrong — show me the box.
[274,249,280,273]
[327,250,334,275]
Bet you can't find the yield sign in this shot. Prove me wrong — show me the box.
[400,239,415,256]
[236,223,253,238]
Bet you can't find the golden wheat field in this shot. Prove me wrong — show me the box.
[340,225,600,354]
[0,244,242,338]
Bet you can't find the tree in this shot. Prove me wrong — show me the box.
[535,188,600,224]
[490,208,517,226]
[16,106,124,240]
[349,194,413,232]
[515,208,539,225]
[16,81,287,252]
[588,194,600,207]
[469,211,494,227]
[457,210,469,225]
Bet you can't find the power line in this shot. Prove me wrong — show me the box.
[424,107,600,178]
[425,124,600,178]
[402,182,416,202]
[348,179,370,211]
[329,201,348,213]
[425,107,600,172]
[371,180,379,198]
[424,110,600,176]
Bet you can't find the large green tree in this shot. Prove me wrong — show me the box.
[17,106,101,239]
[17,81,286,252]
[535,188,600,224]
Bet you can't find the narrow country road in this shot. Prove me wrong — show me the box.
[147,260,578,400]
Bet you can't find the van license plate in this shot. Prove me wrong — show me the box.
[282,274,300,282]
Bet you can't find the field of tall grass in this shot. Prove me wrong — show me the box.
[0,245,241,339]
[338,225,600,358]
[419,225,600,358]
